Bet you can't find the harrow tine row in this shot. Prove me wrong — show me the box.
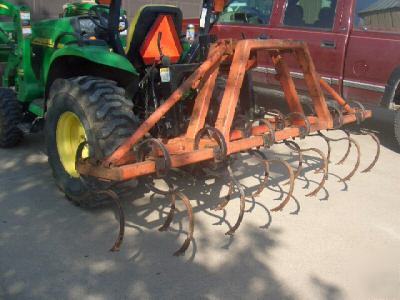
[316,131,361,182]
[85,108,380,256]
[145,176,195,256]
[283,140,328,197]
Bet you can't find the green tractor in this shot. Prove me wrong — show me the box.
[0,0,224,206]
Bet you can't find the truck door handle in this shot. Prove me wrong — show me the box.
[321,40,336,48]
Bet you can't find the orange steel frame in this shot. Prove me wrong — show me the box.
[77,39,371,181]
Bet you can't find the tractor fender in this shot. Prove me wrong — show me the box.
[45,45,140,101]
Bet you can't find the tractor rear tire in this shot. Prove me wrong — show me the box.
[45,76,139,208]
[395,109,400,150]
[0,88,23,147]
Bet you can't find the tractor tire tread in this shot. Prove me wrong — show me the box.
[395,109,400,150]
[0,88,23,148]
[46,76,139,208]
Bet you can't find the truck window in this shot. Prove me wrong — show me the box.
[355,0,400,32]
[283,0,337,29]
[218,0,275,25]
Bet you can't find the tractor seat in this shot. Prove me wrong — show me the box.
[125,5,183,69]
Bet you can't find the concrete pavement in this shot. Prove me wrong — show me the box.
[1,107,400,300]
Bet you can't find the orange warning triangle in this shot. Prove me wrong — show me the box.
[140,14,183,65]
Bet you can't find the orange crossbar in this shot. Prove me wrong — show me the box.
[77,110,371,181]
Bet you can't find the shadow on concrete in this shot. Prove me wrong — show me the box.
[310,275,344,300]
[3,85,389,298]
[0,134,317,299]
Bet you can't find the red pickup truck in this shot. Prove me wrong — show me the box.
[186,0,400,148]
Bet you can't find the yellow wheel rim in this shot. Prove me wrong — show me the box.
[56,112,89,178]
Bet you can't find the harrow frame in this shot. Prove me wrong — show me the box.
[76,38,378,256]
[77,39,371,180]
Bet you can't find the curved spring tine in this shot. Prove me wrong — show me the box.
[158,192,176,232]
[96,190,125,252]
[173,191,194,256]
[339,137,361,182]
[269,159,295,212]
[283,141,327,196]
[214,182,234,211]
[252,157,270,198]
[337,130,352,165]
[225,164,246,236]
[317,132,332,163]
[319,132,361,182]
[319,130,352,165]
[360,132,380,173]
[145,179,178,233]
[283,141,303,180]
[247,150,271,197]
[302,147,328,197]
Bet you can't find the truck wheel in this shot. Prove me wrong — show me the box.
[395,109,400,149]
[45,76,139,207]
[0,88,23,147]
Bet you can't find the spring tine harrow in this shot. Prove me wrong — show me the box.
[75,39,379,256]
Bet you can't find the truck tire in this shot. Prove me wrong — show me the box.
[395,109,400,149]
[0,88,23,147]
[45,76,139,208]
